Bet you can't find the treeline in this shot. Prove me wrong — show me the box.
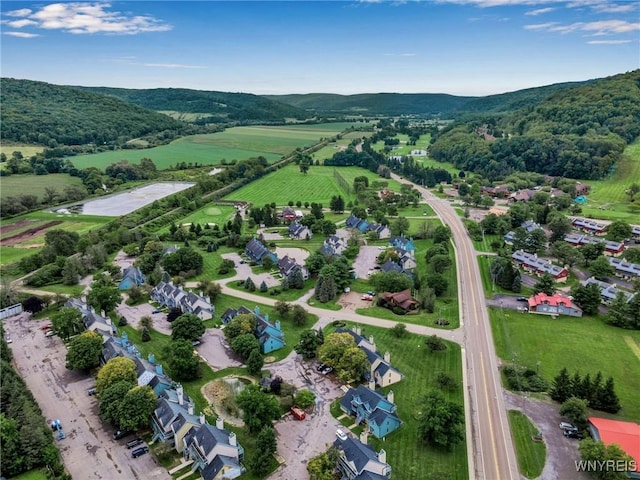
[429,70,640,180]
[0,78,197,148]
[0,332,69,479]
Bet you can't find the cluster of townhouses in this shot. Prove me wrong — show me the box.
[151,281,214,320]
[345,214,391,239]
[321,235,348,257]
[581,277,636,304]
[503,220,542,245]
[244,237,308,286]
[379,236,417,276]
[563,233,625,257]
[220,305,285,354]
[288,220,313,240]
[511,250,569,282]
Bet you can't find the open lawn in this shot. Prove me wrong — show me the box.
[490,307,640,422]
[224,165,401,206]
[9,470,48,480]
[0,173,84,200]
[69,123,353,170]
[578,140,640,222]
[0,246,39,266]
[508,410,546,479]
[326,323,468,480]
[0,144,45,158]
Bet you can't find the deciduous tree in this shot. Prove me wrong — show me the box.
[66,331,103,371]
[96,357,137,396]
[165,339,201,381]
[171,313,205,342]
[417,390,464,449]
[236,384,281,433]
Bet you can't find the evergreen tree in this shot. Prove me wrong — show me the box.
[511,271,522,293]
[570,371,582,397]
[247,349,264,376]
[260,280,268,293]
[291,268,304,289]
[141,326,151,342]
[599,377,621,413]
[588,371,604,410]
[606,292,630,328]
[550,367,573,403]
[245,277,256,292]
[533,273,556,296]
[579,373,592,402]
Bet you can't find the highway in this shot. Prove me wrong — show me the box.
[408,179,520,480]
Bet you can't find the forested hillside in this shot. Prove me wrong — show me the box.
[0,78,195,147]
[81,86,312,123]
[429,70,640,180]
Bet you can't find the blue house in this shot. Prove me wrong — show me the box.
[340,385,402,439]
[245,238,278,265]
[220,306,285,354]
[118,266,146,290]
[389,235,415,253]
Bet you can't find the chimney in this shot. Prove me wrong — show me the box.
[355,326,361,336]
[199,412,205,425]
[229,432,237,447]
[176,384,184,405]
[216,417,224,430]
[359,429,368,445]
[188,403,194,416]
[148,353,155,364]
[369,335,375,348]
[384,351,390,363]
[156,364,163,376]
[387,390,394,404]
[378,448,387,464]
[368,379,376,391]
[101,310,106,318]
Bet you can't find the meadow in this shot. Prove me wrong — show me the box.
[0,173,84,200]
[370,133,459,175]
[68,123,354,170]
[0,144,44,159]
[327,323,468,480]
[224,164,402,206]
[489,307,640,422]
[310,130,374,162]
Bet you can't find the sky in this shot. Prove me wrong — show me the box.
[1,1,638,96]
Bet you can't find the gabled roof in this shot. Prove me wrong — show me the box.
[608,257,640,277]
[527,293,580,310]
[341,385,395,414]
[380,259,403,273]
[201,455,240,480]
[192,423,234,455]
[334,437,390,478]
[589,417,640,471]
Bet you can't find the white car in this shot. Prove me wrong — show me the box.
[559,422,577,431]
[336,429,348,441]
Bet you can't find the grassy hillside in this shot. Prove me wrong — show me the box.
[0,78,191,147]
[0,174,84,200]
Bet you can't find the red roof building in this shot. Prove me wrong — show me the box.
[527,293,582,317]
[588,417,640,475]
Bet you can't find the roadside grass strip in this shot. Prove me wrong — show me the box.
[508,410,546,479]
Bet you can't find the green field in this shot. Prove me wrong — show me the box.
[68,123,354,170]
[311,130,374,162]
[224,165,401,206]
[490,307,640,422]
[508,410,546,479]
[579,140,640,222]
[0,144,45,159]
[0,173,84,200]
[327,323,467,480]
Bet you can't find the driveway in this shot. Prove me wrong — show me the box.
[3,313,170,480]
[196,328,242,370]
[220,252,280,288]
[352,245,382,279]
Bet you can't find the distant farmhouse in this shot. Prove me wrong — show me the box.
[151,281,214,320]
[527,293,582,317]
[220,306,285,354]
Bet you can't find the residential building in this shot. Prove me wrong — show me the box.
[183,417,245,480]
[481,184,510,197]
[278,255,309,283]
[575,182,591,196]
[118,265,146,290]
[588,417,639,479]
[511,250,569,282]
[527,293,583,317]
[340,385,402,439]
[288,220,312,240]
[379,259,403,274]
[334,435,391,480]
[379,289,419,313]
[366,223,391,239]
[571,218,607,236]
[151,281,213,320]
[504,220,543,245]
[581,277,636,304]
[245,238,278,265]
[389,235,416,253]
[508,189,537,203]
[221,306,285,354]
[65,297,114,336]
[320,235,348,257]
[346,214,370,233]
[279,206,297,221]
[151,385,199,447]
[564,233,625,257]
[608,257,640,280]
[632,225,640,242]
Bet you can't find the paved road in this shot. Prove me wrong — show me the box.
[403,178,520,480]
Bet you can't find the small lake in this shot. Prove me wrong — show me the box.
[77,182,195,216]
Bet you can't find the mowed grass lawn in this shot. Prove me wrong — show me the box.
[508,410,546,479]
[326,323,468,480]
[490,307,640,421]
[580,140,640,222]
[0,173,84,200]
[69,123,353,170]
[224,165,401,206]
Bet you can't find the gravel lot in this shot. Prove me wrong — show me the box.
[352,245,382,279]
[3,312,170,480]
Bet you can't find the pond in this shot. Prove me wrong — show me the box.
[202,376,254,427]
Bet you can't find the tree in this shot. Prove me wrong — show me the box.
[426,272,449,296]
[550,367,573,403]
[308,448,340,480]
[336,346,369,383]
[291,304,308,326]
[96,357,137,396]
[581,242,605,266]
[429,254,452,274]
[550,241,583,267]
[589,256,614,280]
[166,307,183,322]
[141,326,151,342]
[390,216,410,236]
[598,377,621,413]
[571,282,603,315]
[197,280,222,302]
[392,323,407,338]
[329,195,345,213]
[436,372,458,391]
[606,292,631,328]
[161,247,203,276]
[274,301,291,317]
[225,313,257,340]
[369,271,413,294]
[249,426,277,475]
[305,252,327,277]
[579,439,634,480]
[606,220,632,242]
[117,386,157,431]
[559,397,589,430]
[299,159,310,175]
[231,333,260,360]
[99,380,131,426]
[66,331,103,371]
[294,389,316,408]
[433,225,451,245]
[425,335,447,352]
[165,339,201,381]
[318,332,356,366]
[547,212,573,243]
[87,284,122,314]
[295,329,324,359]
[50,306,84,340]
[21,296,44,314]
[171,313,205,342]
[244,277,256,292]
[417,390,465,449]
[236,384,281,433]
[533,273,556,296]
[247,349,264,376]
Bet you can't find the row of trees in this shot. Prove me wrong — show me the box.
[550,368,621,414]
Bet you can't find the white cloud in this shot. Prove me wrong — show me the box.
[587,39,632,44]
[0,2,172,35]
[3,31,40,38]
[4,19,39,28]
[524,22,558,30]
[525,7,555,15]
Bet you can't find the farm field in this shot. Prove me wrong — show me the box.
[158,203,237,233]
[224,165,402,206]
[311,130,374,162]
[327,323,467,480]
[0,144,44,159]
[371,133,459,175]
[0,173,84,200]
[578,140,640,222]
[68,123,354,170]
[489,307,640,422]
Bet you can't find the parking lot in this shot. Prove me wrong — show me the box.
[352,245,382,279]
[3,313,170,480]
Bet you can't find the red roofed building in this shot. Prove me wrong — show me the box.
[527,293,583,317]
[588,417,640,477]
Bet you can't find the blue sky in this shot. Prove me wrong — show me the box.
[1,1,638,96]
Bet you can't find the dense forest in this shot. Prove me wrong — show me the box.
[428,70,640,180]
[0,78,197,147]
[81,86,313,123]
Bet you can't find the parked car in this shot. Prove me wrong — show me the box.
[45,330,55,337]
[126,438,145,449]
[113,430,131,440]
[131,446,149,458]
[316,363,326,372]
[291,407,306,421]
[336,429,348,441]
[559,422,577,431]
[87,388,96,396]
[321,366,334,375]
[564,430,584,439]
[517,297,528,302]
[151,309,161,314]
[6,337,12,344]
